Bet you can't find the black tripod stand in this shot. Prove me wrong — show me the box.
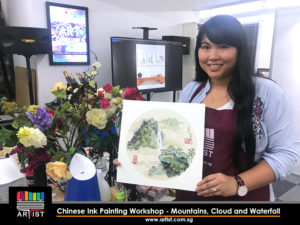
[23,54,35,105]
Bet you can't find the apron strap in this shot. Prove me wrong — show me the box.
[189,81,207,103]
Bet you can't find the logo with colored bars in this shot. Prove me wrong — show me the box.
[16,191,45,219]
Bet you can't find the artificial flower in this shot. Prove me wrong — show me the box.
[104,93,112,100]
[17,127,47,148]
[99,99,110,109]
[46,109,54,119]
[51,81,67,99]
[46,161,72,181]
[86,108,108,129]
[26,106,53,131]
[103,83,113,93]
[51,81,67,92]
[28,105,38,114]
[0,54,144,183]
[20,148,51,173]
[92,61,101,68]
[105,105,117,118]
[89,80,96,88]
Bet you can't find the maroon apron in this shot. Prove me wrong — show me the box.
[176,82,269,201]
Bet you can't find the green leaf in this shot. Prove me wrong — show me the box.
[0,128,18,147]
[12,115,32,129]
[69,146,76,155]
[63,101,72,111]
[52,151,66,161]
[112,85,120,95]
[52,89,66,99]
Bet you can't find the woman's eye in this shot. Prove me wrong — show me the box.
[220,44,230,49]
[201,45,209,49]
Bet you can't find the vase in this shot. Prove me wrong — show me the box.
[33,163,47,186]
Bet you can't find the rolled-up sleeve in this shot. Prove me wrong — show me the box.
[262,84,300,180]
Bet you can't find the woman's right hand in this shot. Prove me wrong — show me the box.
[113,158,121,166]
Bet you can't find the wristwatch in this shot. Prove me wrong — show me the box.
[233,175,248,197]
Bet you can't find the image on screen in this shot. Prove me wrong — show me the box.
[111,37,182,94]
[136,44,165,90]
[46,2,90,65]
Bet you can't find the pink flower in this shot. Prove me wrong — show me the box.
[123,87,137,99]
[123,87,145,100]
[99,99,110,109]
[98,91,104,98]
[102,83,113,93]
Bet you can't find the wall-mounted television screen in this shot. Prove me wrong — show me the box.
[46,2,90,65]
[111,37,182,94]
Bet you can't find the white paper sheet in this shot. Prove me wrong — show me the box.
[117,100,205,191]
[0,157,25,185]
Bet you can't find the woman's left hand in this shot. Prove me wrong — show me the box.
[195,173,238,197]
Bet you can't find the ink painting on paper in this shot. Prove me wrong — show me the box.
[117,100,205,191]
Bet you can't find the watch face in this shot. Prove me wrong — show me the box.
[238,186,248,197]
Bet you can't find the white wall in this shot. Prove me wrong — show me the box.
[6,0,198,106]
[271,7,300,175]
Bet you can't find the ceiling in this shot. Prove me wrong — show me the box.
[96,0,260,12]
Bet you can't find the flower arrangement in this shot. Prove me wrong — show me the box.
[0,55,145,185]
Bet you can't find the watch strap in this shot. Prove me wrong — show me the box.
[234,175,245,187]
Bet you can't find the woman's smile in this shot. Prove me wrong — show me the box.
[198,35,237,80]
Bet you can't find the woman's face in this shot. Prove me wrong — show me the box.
[198,35,238,81]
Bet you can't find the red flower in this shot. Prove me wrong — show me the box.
[19,147,51,173]
[102,83,113,93]
[123,87,145,100]
[99,99,110,109]
[46,109,54,119]
[56,117,63,128]
[135,92,145,101]
[9,144,26,155]
[98,91,104,98]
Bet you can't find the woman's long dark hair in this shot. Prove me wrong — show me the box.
[195,15,256,171]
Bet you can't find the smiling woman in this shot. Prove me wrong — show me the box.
[177,15,300,201]
[198,36,237,81]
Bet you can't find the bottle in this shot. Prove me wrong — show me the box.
[26,170,34,186]
[115,191,125,202]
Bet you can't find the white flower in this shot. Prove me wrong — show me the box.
[73,88,79,93]
[86,108,107,129]
[104,93,112,99]
[17,127,47,148]
[91,71,98,76]
[105,105,117,118]
[111,97,123,108]
[92,61,101,68]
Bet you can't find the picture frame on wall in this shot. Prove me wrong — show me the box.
[46,2,90,65]
[257,68,270,78]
